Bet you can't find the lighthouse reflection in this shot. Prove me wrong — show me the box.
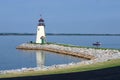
[18,49,84,69]
[36,51,45,68]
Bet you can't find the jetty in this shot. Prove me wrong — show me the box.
[16,43,120,61]
[16,43,95,60]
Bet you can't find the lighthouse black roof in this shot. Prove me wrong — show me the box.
[38,17,45,26]
[39,18,44,22]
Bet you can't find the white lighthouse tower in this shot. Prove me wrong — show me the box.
[36,16,46,44]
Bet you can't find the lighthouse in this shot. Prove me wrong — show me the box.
[36,17,46,44]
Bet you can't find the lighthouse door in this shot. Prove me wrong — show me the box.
[41,36,46,44]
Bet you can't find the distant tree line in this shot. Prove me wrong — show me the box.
[0,33,120,36]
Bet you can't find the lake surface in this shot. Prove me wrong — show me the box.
[0,35,120,70]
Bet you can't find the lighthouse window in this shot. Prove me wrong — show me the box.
[38,29,39,31]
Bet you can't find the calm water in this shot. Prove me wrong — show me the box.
[0,35,120,70]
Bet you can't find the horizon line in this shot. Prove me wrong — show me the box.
[0,33,120,36]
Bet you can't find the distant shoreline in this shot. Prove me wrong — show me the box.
[0,33,120,36]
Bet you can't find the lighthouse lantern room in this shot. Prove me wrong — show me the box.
[36,17,46,44]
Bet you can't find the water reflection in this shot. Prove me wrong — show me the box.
[36,51,45,68]
[17,49,85,69]
[18,50,46,68]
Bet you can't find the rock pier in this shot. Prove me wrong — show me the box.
[17,43,96,60]
[16,43,120,61]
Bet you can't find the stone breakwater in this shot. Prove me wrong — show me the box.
[16,43,120,60]
[16,43,95,60]
[0,43,120,74]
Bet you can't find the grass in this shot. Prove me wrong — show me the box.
[1,58,120,78]
[46,42,120,51]
[27,42,120,51]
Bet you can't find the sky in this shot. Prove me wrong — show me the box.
[0,0,120,34]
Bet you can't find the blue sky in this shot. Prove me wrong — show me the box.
[0,0,120,34]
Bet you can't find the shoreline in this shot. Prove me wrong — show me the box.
[0,43,120,75]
